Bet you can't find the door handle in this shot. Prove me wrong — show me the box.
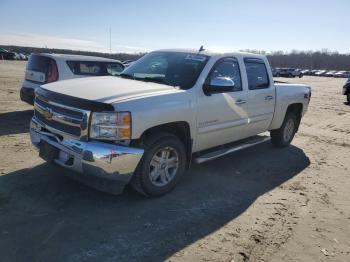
[235,99,246,105]
[265,95,274,101]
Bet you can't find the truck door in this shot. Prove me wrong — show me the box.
[195,57,248,152]
[243,58,275,136]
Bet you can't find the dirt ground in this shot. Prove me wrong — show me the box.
[0,60,349,262]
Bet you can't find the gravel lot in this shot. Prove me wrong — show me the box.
[0,60,349,262]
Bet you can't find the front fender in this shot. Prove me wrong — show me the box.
[113,90,196,140]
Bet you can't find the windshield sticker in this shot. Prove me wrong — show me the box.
[185,54,207,62]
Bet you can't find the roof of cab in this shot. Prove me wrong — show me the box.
[32,53,121,63]
[154,48,266,59]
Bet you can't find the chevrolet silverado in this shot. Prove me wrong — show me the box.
[30,49,311,196]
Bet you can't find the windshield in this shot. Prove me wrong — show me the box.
[121,51,209,89]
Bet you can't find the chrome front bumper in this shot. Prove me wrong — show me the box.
[30,117,144,194]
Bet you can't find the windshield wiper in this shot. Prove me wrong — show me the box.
[119,73,135,79]
[136,77,168,85]
[119,74,177,87]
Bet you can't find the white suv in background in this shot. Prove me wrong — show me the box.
[20,53,125,105]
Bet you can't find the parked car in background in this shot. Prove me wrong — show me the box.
[310,69,319,76]
[272,68,281,77]
[325,71,337,77]
[13,52,20,60]
[20,53,125,105]
[0,48,16,60]
[314,70,327,76]
[123,60,135,67]
[18,53,27,60]
[301,69,310,75]
[334,71,350,78]
[29,49,311,196]
[342,77,350,103]
[276,68,303,78]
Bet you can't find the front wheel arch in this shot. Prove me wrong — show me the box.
[130,131,187,196]
[131,121,192,168]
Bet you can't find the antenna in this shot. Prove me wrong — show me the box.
[198,45,205,52]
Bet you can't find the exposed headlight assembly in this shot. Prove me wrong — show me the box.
[90,112,131,141]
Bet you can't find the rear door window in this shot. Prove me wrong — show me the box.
[106,63,125,76]
[67,61,124,76]
[244,58,270,90]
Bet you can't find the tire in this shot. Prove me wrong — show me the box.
[347,92,350,103]
[270,112,298,147]
[131,132,187,196]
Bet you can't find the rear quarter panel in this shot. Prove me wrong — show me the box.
[268,83,311,130]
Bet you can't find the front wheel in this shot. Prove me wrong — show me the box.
[131,132,187,196]
[270,112,298,147]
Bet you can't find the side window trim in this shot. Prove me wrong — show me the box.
[243,58,270,90]
[205,57,243,93]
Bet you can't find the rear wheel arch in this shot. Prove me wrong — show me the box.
[270,112,298,147]
[286,103,303,130]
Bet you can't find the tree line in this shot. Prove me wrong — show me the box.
[2,45,350,70]
[241,49,350,71]
[0,45,143,62]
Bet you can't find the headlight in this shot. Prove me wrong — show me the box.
[90,112,131,141]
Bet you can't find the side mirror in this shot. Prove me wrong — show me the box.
[203,76,234,95]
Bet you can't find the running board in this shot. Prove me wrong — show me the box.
[194,136,271,164]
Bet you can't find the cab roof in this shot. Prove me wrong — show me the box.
[154,48,266,59]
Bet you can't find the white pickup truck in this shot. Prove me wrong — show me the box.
[30,49,311,196]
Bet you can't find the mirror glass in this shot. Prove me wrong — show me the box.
[210,76,235,87]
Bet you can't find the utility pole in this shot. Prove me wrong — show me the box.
[109,27,112,54]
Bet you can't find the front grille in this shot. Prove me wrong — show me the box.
[34,109,82,136]
[34,96,90,139]
[36,97,83,118]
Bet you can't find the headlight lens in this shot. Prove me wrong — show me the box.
[90,112,131,140]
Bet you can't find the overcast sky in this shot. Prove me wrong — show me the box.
[0,0,349,53]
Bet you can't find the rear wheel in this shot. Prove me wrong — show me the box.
[131,132,187,196]
[270,112,298,147]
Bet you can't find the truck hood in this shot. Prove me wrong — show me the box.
[41,76,180,103]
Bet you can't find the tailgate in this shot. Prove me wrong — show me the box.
[25,54,57,83]
[25,69,46,83]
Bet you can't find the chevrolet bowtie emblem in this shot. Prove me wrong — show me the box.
[42,107,53,120]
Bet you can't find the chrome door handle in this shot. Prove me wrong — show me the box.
[265,95,274,101]
[235,99,246,105]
